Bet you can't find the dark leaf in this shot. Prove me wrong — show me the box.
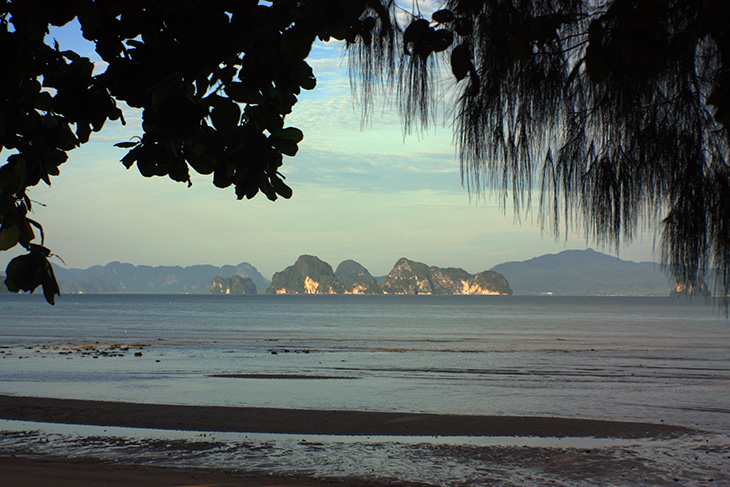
[246,185,259,199]
[76,123,92,143]
[114,141,140,148]
[43,267,60,305]
[136,157,157,178]
[451,44,472,81]
[362,16,377,32]
[585,44,615,82]
[272,127,304,142]
[432,9,455,24]
[4,247,59,304]
[271,175,293,199]
[454,17,473,36]
[108,107,124,122]
[34,92,53,111]
[17,216,35,246]
[271,138,299,157]
[120,146,141,169]
[345,25,358,44]
[226,82,262,104]
[297,62,316,91]
[5,254,38,293]
[195,76,210,98]
[61,49,82,63]
[210,99,241,132]
[0,224,20,251]
[260,179,277,201]
[185,151,216,175]
[269,127,303,156]
[509,30,532,61]
[403,18,431,55]
[213,162,234,188]
[168,157,190,184]
[431,29,454,53]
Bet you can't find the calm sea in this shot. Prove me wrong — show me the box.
[1,294,728,485]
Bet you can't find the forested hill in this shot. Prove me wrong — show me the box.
[490,249,672,296]
[51,262,270,295]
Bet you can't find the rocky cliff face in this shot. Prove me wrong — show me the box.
[335,260,380,294]
[266,255,346,294]
[380,258,433,294]
[381,258,512,295]
[267,256,512,295]
[210,275,257,294]
[671,279,712,297]
[471,270,513,295]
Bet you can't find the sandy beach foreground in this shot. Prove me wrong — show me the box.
[1,455,430,487]
[0,394,703,486]
[0,394,693,438]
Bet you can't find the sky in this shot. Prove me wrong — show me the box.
[0,10,661,280]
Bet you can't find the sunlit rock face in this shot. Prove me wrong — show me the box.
[335,260,380,294]
[671,280,711,297]
[303,276,319,294]
[470,271,513,295]
[210,275,257,294]
[380,258,433,295]
[381,258,512,295]
[266,255,346,294]
[345,282,381,294]
[267,256,512,295]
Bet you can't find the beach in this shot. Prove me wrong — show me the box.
[1,394,715,486]
[2,294,728,485]
[2,455,416,487]
[0,395,695,439]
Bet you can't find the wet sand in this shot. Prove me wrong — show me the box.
[0,394,694,438]
[0,394,699,486]
[0,455,425,487]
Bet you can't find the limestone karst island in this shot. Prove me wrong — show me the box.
[265,255,513,295]
[210,275,258,295]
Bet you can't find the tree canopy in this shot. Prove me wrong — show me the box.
[348,0,730,301]
[1,0,729,304]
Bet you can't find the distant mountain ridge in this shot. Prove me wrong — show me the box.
[2,249,677,296]
[52,262,270,294]
[490,249,672,296]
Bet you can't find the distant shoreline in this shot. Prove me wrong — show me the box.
[1,292,677,297]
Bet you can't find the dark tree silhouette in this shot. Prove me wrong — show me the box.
[348,0,730,301]
[1,0,376,303]
[1,0,729,304]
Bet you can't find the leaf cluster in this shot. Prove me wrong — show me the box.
[1,0,379,303]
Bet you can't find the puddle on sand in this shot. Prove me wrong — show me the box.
[1,420,729,486]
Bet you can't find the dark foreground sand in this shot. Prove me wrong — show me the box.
[0,395,693,438]
[0,455,428,487]
[0,394,696,486]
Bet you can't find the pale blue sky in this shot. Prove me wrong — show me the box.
[0,13,660,279]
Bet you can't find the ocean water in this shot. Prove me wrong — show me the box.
[1,294,728,485]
